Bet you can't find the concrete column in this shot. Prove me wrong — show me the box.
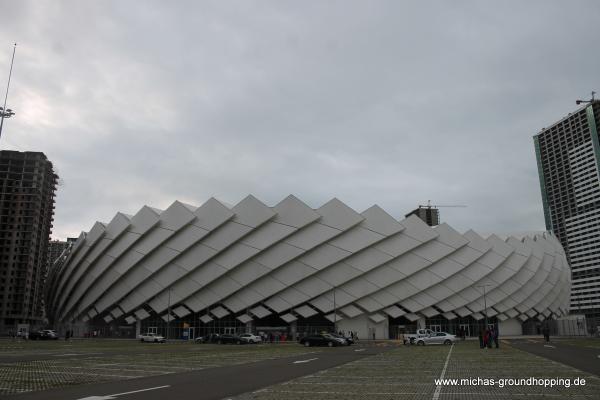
[136,319,141,338]
[290,321,297,341]
[417,317,426,330]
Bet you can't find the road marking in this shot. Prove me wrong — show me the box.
[354,348,366,352]
[77,385,170,400]
[544,345,556,348]
[293,358,318,364]
[432,344,454,400]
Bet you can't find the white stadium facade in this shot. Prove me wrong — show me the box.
[46,195,571,339]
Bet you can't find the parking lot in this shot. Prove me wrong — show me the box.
[238,340,600,400]
[0,339,316,396]
[2,338,600,399]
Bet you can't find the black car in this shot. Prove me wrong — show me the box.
[330,333,354,345]
[195,333,221,344]
[298,334,339,347]
[216,334,243,344]
[29,330,58,340]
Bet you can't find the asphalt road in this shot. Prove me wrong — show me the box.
[2,344,391,400]
[506,339,600,376]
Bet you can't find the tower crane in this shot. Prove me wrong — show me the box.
[418,200,468,209]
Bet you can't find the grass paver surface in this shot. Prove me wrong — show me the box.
[241,341,600,400]
[0,340,315,396]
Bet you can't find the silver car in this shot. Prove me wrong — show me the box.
[416,332,457,346]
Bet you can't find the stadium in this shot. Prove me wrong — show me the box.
[46,195,571,340]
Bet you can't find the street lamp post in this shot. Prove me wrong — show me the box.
[0,43,17,142]
[333,286,337,334]
[166,288,172,341]
[477,284,491,329]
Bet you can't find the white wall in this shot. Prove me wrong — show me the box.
[498,318,522,336]
[337,314,389,339]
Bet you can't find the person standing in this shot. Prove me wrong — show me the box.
[493,326,499,348]
[542,325,550,342]
[478,327,484,349]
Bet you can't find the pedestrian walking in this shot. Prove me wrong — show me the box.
[542,325,550,342]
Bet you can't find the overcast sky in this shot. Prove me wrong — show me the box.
[1,1,599,240]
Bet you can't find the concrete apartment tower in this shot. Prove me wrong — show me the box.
[0,150,58,334]
[534,99,600,325]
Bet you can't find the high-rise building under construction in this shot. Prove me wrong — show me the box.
[534,99,600,323]
[0,150,57,333]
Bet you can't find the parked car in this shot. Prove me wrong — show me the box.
[239,333,262,344]
[216,334,243,344]
[140,332,166,343]
[42,330,59,339]
[328,333,353,345]
[299,334,340,347]
[415,332,457,346]
[405,328,435,344]
[29,330,58,340]
[195,333,221,343]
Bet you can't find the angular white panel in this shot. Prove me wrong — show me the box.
[272,195,321,228]
[241,223,297,250]
[211,306,230,319]
[340,304,363,318]
[232,195,276,228]
[404,313,420,322]
[202,222,253,251]
[369,313,386,323]
[329,227,385,253]
[318,198,364,231]
[280,313,297,323]
[442,311,457,320]
[125,316,136,324]
[134,309,150,320]
[360,205,404,236]
[300,244,352,270]
[237,314,253,324]
[173,305,191,318]
[294,305,318,318]
[420,307,439,318]
[324,313,344,323]
[383,305,405,318]
[200,314,213,323]
[285,223,342,251]
[471,312,484,320]
[161,313,175,322]
[250,305,271,318]
[110,307,124,319]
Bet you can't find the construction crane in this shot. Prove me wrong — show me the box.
[576,91,596,105]
[418,200,468,209]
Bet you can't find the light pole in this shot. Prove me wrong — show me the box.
[166,288,172,341]
[333,286,337,334]
[477,284,491,329]
[0,43,17,142]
